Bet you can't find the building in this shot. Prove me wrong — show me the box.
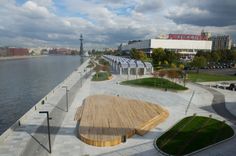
[6,48,29,56]
[0,47,29,56]
[49,48,72,55]
[29,48,43,55]
[0,47,8,56]
[211,35,232,51]
[121,39,212,56]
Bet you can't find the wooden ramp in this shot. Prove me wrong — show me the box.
[75,95,169,147]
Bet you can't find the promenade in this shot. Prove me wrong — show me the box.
[0,58,92,156]
[50,75,229,156]
[0,58,236,155]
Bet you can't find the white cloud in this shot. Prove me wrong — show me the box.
[0,0,235,49]
[21,1,53,19]
[29,0,54,8]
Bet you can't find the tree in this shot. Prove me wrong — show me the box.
[163,60,169,67]
[130,49,147,61]
[130,48,138,59]
[152,48,165,67]
[137,51,148,61]
[196,51,211,62]
[211,51,220,62]
[95,65,101,79]
[158,70,166,78]
[165,51,178,64]
[179,64,185,70]
[191,56,207,73]
[232,50,236,61]
[167,70,179,82]
[170,63,176,68]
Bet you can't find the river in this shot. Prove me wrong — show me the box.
[0,55,83,134]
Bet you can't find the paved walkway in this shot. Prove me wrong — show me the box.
[197,84,236,124]
[2,65,236,156]
[50,73,222,156]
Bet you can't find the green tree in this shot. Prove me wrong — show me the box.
[232,50,236,61]
[137,51,148,61]
[130,48,138,59]
[179,64,185,70]
[191,56,207,73]
[152,48,165,67]
[130,49,147,61]
[170,63,176,68]
[211,51,220,62]
[165,51,178,64]
[163,60,169,67]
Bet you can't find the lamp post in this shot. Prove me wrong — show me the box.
[62,86,69,112]
[78,72,83,87]
[39,111,52,153]
[185,91,195,115]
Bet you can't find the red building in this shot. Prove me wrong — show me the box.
[7,48,29,56]
[168,34,208,40]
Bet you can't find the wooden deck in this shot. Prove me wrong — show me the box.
[75,95,169,147]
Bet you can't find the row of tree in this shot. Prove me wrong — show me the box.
[151,48,180,67]
[130,48,180,68]
[190,50,236,73]
[196,50,236,63]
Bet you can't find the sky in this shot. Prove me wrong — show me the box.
[0,0,235,49]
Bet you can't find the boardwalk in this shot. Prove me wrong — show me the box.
[75,95,169,147]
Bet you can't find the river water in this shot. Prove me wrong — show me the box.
[0,56,82,134]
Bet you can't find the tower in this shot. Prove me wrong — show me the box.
[80,34,84,56]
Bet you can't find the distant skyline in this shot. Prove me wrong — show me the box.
[0,0,235,49]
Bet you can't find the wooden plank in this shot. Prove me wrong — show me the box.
[75,95,169,147]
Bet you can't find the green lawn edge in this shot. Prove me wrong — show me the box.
[92,71,111,81]
[188,72,236,82]
[155,116,234,155]
[121,77,188,91]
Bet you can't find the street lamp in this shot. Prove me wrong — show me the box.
[185,90,195,115]
[62,86,69,112]
[39,111,52,153]
[78,72,83,87]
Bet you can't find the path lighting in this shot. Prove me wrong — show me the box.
[185,91,195,115]
[39,111,52,153]
[78,72,83,86]
[62,86,69,112]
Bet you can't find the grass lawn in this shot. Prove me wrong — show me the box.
[92,71,111,81]
[188,72,236,82]
[156,116,234,155]
[121,77,187,91]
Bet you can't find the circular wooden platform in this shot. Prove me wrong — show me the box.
[75,95,169,147]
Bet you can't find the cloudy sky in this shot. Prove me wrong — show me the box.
[0,0,235,49]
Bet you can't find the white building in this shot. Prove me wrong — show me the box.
[121,39,212,56]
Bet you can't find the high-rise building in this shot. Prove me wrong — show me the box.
[211,35,232,51]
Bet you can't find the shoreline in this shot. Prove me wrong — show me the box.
[0,58,90,142]
[0,55,47,61]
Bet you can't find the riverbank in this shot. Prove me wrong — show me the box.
[0,55,47,61]
[0,57,91,156]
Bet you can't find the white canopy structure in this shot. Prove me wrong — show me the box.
[103,55,153,78]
